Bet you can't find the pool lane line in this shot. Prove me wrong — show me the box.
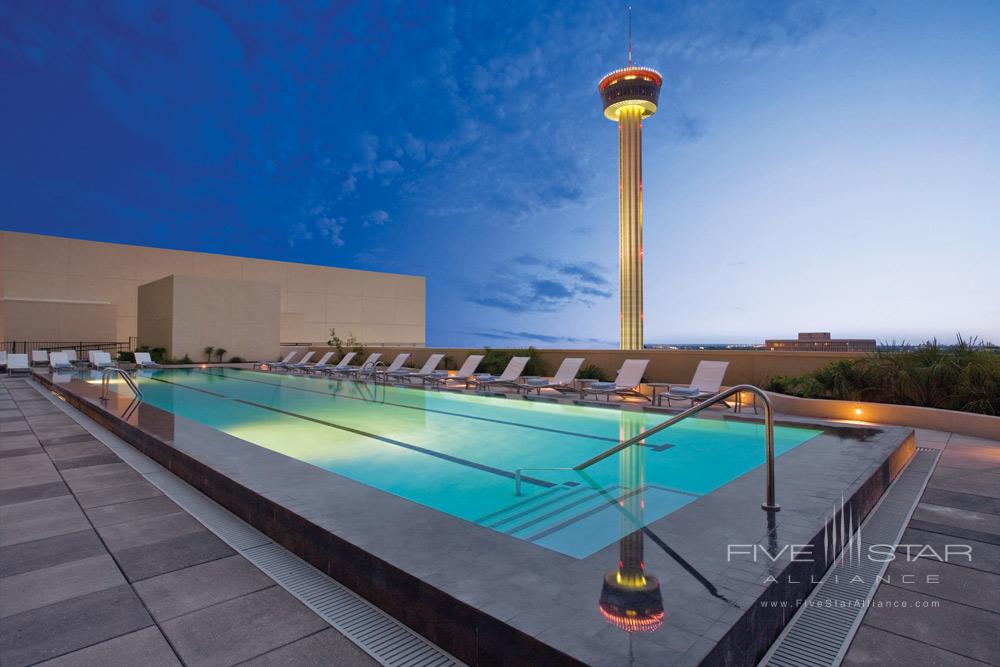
[200,368,626,446]
[142,374,557,489]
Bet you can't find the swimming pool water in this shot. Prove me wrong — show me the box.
[98,368,821,558]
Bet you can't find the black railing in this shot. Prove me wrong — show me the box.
[2,340,135,356]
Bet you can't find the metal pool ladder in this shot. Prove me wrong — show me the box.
[514,384,780,512]
[100,367,143,401]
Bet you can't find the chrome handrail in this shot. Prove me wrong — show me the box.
[361,360,386,382]
[100,367,143,401]
[514,384,779,511]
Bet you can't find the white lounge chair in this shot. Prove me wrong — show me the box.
[255,351,298,370]
[31,350,49,367]
[580,359,650,402]
[520,357,585,395]
[425,355,485,388]
[283,351,317,372]
[92,351,116,369]
[297,351,334,371]
[49,352,74,372]
[315,352,357,375]
[470,356,530,391]
[658,361,730,407]
[373,353,410,381]
[7,354,30,376]
[389,353,444,383]
[134,352,161,369]
[61,349,81,365]
[336,353,382,378]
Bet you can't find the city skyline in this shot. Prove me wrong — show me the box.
[2,1,997,347]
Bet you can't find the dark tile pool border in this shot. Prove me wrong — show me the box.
[33,371,915,666]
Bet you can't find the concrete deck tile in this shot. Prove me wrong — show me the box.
[133,555,275,622]
[912,503,1000,536]
[42,440,111,461]
[0,529,106,578]
[84,495,181,528]
[34,626,181,667]
[114,530,235,582]
[0,584,152,667]
[0,447,43,459]
[927,468,1000,498]
[96,511,206,552]
[882,557,1000,613]
[0,495,90,547]
[37,433,101,447]
[844,626,991,666]
[0,554,127,618]
[241,628,379,667]
[0,434,40,451]
[74,479,163,509]
[0,481,70,507]
[947,435,1000,449]
[901,527,1000,575]
[938,446,1000,471]
[60,463,145,493]
[921,488,1000,516]
[53,452,123,470]
[0,468,63,491]
[160,586,328,667]
[861,586,1000,664]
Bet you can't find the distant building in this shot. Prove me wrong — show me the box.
[764,332,876,353]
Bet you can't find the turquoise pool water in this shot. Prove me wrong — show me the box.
[99,368,821,557]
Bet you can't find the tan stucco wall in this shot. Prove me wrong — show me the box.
[0,299,118,341]
[0,231,425,345]
[138,275,280,361]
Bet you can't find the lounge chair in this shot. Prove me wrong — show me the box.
[520,357,585,395]
[49,352,74,372]
[284,351,318,372]
[30,350,49,367]
[469,356,530,391]
[658,361,730,407]
[92,351,116,369]
[425,355,485,388]
[7,354,30,376]
[0,351,6,370]
[314,352,356,375]
[255,351,298,370]
[8,353,30,375]
[336,353,382,378]
[61,349,82,365]
[579,359,650,402]
[388,353,444,383]
[372,353,411,381]
[134,352,161,369]
[299,351,335,370]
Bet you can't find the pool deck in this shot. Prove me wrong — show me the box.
[0,377,376,667]
[841,429,1000,666]
[6,368,995,665]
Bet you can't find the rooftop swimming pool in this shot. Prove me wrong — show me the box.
[96,368,822,558]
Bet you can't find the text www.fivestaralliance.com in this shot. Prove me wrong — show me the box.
[760,599,940,609]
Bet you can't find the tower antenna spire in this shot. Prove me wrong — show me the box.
[627,5,633,65]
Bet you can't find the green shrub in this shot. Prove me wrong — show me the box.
[228,356,244,363]
[135,346,167,363]
[477,347,548,377]
[766,336,999,415]
[118,351,135,362]
[577,363,609,382]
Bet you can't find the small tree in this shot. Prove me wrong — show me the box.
[215,348,226,363]
[328,328,345,358]
[203,346,215,363]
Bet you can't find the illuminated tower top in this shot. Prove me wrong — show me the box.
[598,66,663,121]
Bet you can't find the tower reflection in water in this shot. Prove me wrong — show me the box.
[598,412,664,634]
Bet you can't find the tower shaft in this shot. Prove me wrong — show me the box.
[618,105,644,350]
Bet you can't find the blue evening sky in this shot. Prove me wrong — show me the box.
[2,1,997,346]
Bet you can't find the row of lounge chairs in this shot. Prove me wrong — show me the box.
[260,350,731,406]
[1,349,161,376]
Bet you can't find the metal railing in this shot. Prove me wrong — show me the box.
[360,360,386,382]
[3,340,134,356]
[100,367,143,402]
[514,384,780,512]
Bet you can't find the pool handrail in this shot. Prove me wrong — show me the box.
[100,367,143,402]
[513,384,779,512]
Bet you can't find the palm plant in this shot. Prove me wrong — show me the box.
[203,346,214,363]
[215,348,227,363]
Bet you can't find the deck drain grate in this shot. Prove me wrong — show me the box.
[31,381,466,667]
[759,446,939,667]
